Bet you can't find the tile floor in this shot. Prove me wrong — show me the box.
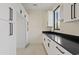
[16,43,47,55]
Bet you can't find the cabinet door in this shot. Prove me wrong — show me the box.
[43,35,46,46]
[63,4,71,22]
[0,4,9,20]
[46,38,51,54]
[48,11,53,27]
[43,35,49,52]
[0,20,9,55]
[75,3,79,19]
[0,4,16,55]
[47,39,57,55]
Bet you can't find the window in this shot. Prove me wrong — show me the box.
[53,5,60,30]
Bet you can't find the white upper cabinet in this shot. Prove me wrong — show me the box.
[0,4,9,20]
[0,4,16,21]
[75,3,79,19]
[48,10,53,27]
[63,4,71,22]
[63,3,79,22]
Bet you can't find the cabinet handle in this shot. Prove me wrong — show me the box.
[48,39,51,42]
[48,43,50,47]
[20,10,22,14]
[9,23,13,36]
[44,38,45,41]
[56,46,65,54]
[71,5,73,19]
[71,3,76,19]
[9,7,13,21]
[74,3,76,18]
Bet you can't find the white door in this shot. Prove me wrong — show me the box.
[16,12,26,48]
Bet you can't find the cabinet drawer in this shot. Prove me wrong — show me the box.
[48,40,62,55]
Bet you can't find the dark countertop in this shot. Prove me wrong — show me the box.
[42,31,79,55]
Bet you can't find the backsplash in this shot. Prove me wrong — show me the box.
[59,20,79,36]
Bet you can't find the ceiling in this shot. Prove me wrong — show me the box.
[22,3,58,11]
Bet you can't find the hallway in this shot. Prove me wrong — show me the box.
[16,42,47,55]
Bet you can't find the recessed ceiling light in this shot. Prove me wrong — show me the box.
[33,4,37,6]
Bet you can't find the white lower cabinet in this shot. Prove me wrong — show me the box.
[47,39,62,55]
[43,34,49,52]
[0,20,9,54]
[43,34,72,55]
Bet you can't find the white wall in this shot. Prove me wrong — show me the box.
[60,21,79,36]
[28,10,49,44]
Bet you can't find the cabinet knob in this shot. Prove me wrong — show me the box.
[44,38,45,41]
